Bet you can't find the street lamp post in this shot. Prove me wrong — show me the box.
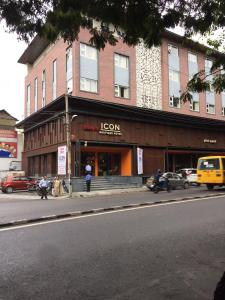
[65,94,72,197]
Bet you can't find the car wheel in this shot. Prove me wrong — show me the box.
[207,184,214,190]
[1,189,6,193]
[184,182,189,189]
[6,187,13,193]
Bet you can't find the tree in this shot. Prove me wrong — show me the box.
[1,0,225,96]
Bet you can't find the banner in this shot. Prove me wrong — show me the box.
[58,145,67,175]
[137,147,143,175]
[0,130,18,158]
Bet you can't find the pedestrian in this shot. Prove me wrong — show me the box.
[39,175,49,199]
[62,178,69,193]
[85,173,92,192]
[53,176,61,197]
[85,161,92,174]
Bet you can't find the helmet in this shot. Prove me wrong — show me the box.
[157,169,162,174]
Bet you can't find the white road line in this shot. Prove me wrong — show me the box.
[0,194,225,232]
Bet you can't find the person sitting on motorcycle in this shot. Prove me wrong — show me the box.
[154,169,163,186]
[154,169,171,192]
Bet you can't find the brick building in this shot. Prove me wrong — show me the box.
[17,29,225,190]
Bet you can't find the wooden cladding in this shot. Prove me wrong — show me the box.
[24,119,66,151]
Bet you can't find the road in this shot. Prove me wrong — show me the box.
[0,194,225,299]
[0,186,225,224]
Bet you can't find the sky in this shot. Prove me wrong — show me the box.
[0,26,27,121]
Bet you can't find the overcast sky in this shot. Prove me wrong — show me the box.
[0,26,27,121]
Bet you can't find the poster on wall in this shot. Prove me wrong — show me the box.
[0,130,17,158]
[58,145,67,175]
[137,147,143,175]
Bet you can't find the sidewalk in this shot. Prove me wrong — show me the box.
[0,186,146,200]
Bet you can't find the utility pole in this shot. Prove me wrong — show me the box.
[65,94,72,197]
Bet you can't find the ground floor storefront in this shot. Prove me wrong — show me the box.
[18,96,225,189]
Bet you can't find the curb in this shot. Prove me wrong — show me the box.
[0,192,224,229]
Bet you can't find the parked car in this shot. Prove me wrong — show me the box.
[1,176,36,193]
[176,168,199,185]
[146,172,189,190]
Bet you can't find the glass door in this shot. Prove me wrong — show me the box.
[98,152,121,176]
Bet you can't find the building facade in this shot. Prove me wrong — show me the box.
[17,29,225,187]
[0,110,23,172]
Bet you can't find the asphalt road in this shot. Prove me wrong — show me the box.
[0,195,225,299]
[0,186,225,224]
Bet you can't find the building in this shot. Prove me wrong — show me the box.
[0,110,23,172]
[17,29,225,190]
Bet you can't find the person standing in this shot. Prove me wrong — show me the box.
[39,176,49,199]
[85,161,92,174]
[85,173,92,192]
[53,176,61,197]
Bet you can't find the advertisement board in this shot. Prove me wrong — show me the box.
[137,147,143,175]
[58,145,67,175]
[0,130,17,158]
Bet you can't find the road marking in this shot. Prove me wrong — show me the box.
[0,194,225,232]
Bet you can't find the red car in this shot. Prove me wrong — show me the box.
[1,176,36,193]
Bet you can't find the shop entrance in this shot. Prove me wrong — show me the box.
[80,146,131,176]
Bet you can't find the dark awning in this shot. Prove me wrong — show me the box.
[16,95,225,132]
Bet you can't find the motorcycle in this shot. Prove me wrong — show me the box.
[149,177,171,193]
[27,180,53,196]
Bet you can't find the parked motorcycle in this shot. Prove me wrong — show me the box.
[27,179,53,196]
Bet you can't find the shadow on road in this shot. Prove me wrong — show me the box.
[213,271,225,300]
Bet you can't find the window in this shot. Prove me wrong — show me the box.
[198,158,220,170]
[222,93,225,116]
[168,44,178,57]
[188,52,197,63]
[26,84,31,116]
[66,46,73,93]
[169,96,180,108]
[115,85,129,98]
[188,53,199,112]
[114,54,129,69]
[52,59,57,100]
[168,44,180,108]
[190,100,199,112]
[80,44,97,60]
[169,70,179,82]
[41,70,46,107]
[114,54,130,99]
[34,78,38,112]
[80,78,97,93]
[80,43,98,93]
[206,103,215,114]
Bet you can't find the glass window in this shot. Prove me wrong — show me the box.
[66,46,73,93]
[115,85,129,98]
[34,78,38,112]
[80,78,97,93]
[114,54,129,69]
[80,44,97,60]
[52,59,57,100]
[169,70,179,82]
[41,70,46,107]
[190,100,199,112]
[169,96,180,108]
[168,44,178,56]
[188,52,197,63]
[206,103,215,114]
[198,158,220,170]
[26,84,31,116]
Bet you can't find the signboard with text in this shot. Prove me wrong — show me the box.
[137,147,143,175]
[57,145,67,175]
